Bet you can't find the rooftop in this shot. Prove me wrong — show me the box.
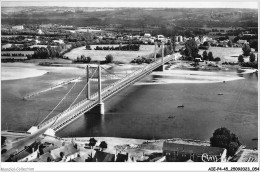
[93,150,115,162]
[231,149,258,162]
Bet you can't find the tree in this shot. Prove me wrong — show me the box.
[250,40,258,52]
[249,53,256,62]
[86,44,91,50]
[227,40,233,47]
[242,44,251,56]
[202,51,208,61]
[1,136,6,146]
[210,127,241,157]
[60,152,64,158]
[214,57,221,62]
[47,157,52,162]
[238,55,244,63]
[203,41,210,47]
[89,138,97,148]
[184,38,199,60]
[99,141,108,151]
[208,51,214,61]
[86,56,91,63]
[105,54,114,63]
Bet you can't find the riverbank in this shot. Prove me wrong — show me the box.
[59,136,211,162]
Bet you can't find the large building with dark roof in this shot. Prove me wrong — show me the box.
[162,142,227,162]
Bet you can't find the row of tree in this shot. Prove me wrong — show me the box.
[2,45,38,51]
[131,56,154,64]
[73,55,91,63]
[94,44,140,51]
[131,44,173,64]
[238,53,256,63]
[24,41,86,59]
[1,53,27,56]
[73,54,114,64]
[202,51,221,61]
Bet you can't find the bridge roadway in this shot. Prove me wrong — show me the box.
[38,54,177,132]
[1,54,177,161]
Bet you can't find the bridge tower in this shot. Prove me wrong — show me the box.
[154,42,165,71]
[98,65,105,115]
[86,65,90,99]
[161,42,164,72]
[154,41,157,62]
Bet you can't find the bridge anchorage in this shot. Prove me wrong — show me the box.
[27,42,177,136]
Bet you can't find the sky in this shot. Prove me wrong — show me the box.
[1,0,259,9]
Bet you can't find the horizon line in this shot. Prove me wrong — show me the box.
[1,1,258,9]
[1,6,259,9]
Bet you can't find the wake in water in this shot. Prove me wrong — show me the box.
[134,69,245,85]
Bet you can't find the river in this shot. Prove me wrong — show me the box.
[1,63,258,149]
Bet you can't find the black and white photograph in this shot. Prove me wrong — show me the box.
[0,0,259,171]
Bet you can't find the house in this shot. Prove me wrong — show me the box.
[144,33,151,38]
[230,149,258,162]
[194,58,203,62]
[37,29,44,35]
[115,153,128,162]
[162,142,227,162]
[15,142,40,162]
[53,39,64,44]
[237,40,248,45]
[12,25,24,30]
[92,150,115,162]
[157,35,165,42]
[50,143,78,161]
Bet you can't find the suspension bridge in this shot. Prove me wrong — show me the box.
[29,43,179,135]
[2,43,180,161]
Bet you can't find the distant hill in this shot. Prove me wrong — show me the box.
[1,7,258,28]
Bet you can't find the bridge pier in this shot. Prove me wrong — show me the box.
[98,102,105,115]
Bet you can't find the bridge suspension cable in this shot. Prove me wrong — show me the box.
[37,80,78,126]
[48,66,99,128]
[100,66,127,79]
[68,67,98,108]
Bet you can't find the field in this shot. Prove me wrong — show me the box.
[198,47,247,62]
[64,44,156,63]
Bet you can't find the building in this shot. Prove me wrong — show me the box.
[144,33,151,38]
[179,36,183,42]
[230,149,258,162]
[115,153,129,162]
[93,151,115,162]
[237,40,248,45]
[11,142,40,162]
[37,29,44,35]
[12,25,24,30]
[53,39,64,44]
[162,142,227,162]
[157,35,165,42]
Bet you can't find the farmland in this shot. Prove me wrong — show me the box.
[198,47,245,62]
[64,44,156,63]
